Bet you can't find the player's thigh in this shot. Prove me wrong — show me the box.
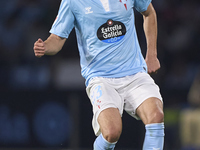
[136,97,164,125]
[124,72,163,124]
[98,107,122,142]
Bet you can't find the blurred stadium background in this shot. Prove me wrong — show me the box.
[0,0,200,149]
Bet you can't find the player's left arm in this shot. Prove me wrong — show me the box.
[141,3,160,74]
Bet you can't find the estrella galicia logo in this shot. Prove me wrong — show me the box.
[97,19,126,43]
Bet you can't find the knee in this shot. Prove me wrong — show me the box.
[147,110,164,124]
[102,126,122,143]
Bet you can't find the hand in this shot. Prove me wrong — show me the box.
[145,56,160,74]
[33,38,45,58]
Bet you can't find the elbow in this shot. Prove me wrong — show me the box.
[142,3,156,18]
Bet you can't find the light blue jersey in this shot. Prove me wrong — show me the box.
[50,0,151,86]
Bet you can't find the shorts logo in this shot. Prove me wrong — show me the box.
[96,100,101,109]
[97,19,126,43]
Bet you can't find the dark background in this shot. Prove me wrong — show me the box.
[0,0,199,149]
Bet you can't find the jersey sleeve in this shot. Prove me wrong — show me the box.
[50,0,75,38]
[133,0,152,13]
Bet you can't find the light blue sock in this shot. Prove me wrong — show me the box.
[93,133,117,150]
[143,123,165,150]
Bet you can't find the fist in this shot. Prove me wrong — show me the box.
[33,38,45,58]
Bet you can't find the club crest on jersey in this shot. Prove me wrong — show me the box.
[97,19,126,43]
[119,0,127,10]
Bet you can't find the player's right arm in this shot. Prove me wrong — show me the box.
[34,33,66,57]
